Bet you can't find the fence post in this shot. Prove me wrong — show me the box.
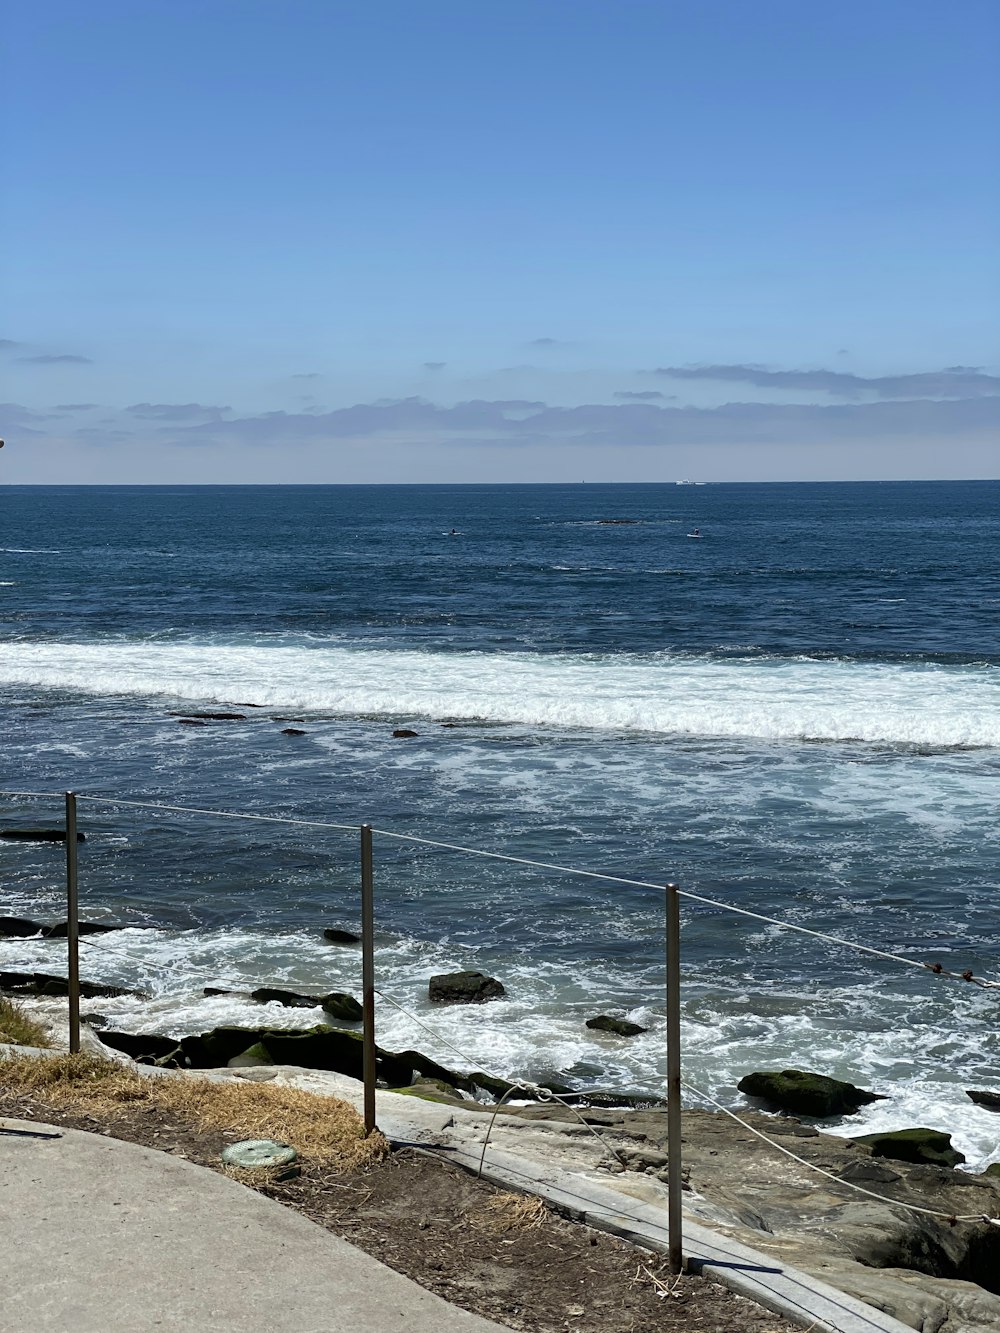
[665,882,683,1272]
[360,823,376,1134]
[65,792,81,1054]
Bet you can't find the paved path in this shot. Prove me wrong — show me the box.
[0,1117,508,1333]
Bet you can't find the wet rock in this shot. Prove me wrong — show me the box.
[248,987,362,1021]
[852,1127,966,1168]
[428,970,505,1005]
[250,987,321,1009]
[738,1068,886,1118]
[967,1089,1000,1112]
[203,986,234,997]
[280,728,306,736]
[586,1014,648,1038]
[392,728,419,738]
[0,916,42,937]
[0,971,146,1000]
[169,711,247,721]
[320,993,363,1022]
[323,928,360,945]
[41,921,123,938]
[0,829,85,843]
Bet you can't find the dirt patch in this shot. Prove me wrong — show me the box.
[0,1086,798,1333]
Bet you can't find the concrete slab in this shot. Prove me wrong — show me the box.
[0,1118,509,1333]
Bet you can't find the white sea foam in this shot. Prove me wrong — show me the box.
[1,641,998,747]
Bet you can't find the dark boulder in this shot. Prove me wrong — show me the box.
[586,1014,648,1038]
[738,1069,886,1118]
[280,728,306,736]
[321,992,363,1022]
[392,728,419,738]
[203,986,235,997]
[428,970,505,1005]
[0,829,85,843]
[323,928,360,945]
[852,1128,966,1168]
[0,916,42,937]
[967,1089,1000,1112]
[176,1024,415,1086]
[95,1030,182,1063]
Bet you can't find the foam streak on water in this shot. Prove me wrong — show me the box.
[1,641,997,747]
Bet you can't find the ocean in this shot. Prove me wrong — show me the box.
[1,481,998,1166]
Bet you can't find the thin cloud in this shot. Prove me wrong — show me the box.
[0,402,55,425]
[18,353,93,365]
[423,361,446,371]
[54,403,100,411]
[0,339,21,350]
[126,402,231,422]
[290,372,323,380]
[525,337,576,349]
[163,393,999,450]
[654,364,1000,400]
[614,390,666,401]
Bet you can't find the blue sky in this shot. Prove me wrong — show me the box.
[2,0,997,482]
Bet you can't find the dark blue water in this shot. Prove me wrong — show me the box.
[1,482,998,1163]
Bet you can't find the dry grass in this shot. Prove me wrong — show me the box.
[0,1052,388,1169]
[476,1189,548,1233]
[0,997,52,1048]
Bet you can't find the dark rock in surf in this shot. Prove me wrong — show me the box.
[967,1089,1000,1112]
[738,1069,886,1118]
[852,1127,965,1168]
[0,970,147,1000]
[169,712,248,721]
[203,987,235,997]
[0,829,85,843]
[586,1014,648,1038]
[249,987,362,1021]
[392,728,419,738]
[321,992,363,1022]
[428,970,505,1005]
[280,727,306,736]
[42,921,123,938]
[323,928,361,945]
[179,718,207,726]
[0,916,43,937]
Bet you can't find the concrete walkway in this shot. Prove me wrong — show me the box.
[0,1117,508,1333]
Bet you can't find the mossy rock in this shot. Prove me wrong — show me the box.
[853,1128,965,1168]
[982,1163,1000,1178]
[738,1068,885,1118]
[228,1042,273,1068]
[320,992,363,1022]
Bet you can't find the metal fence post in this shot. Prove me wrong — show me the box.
[65,792,81,1054]
[360,823,376,1134]
[665,882,683,1272]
